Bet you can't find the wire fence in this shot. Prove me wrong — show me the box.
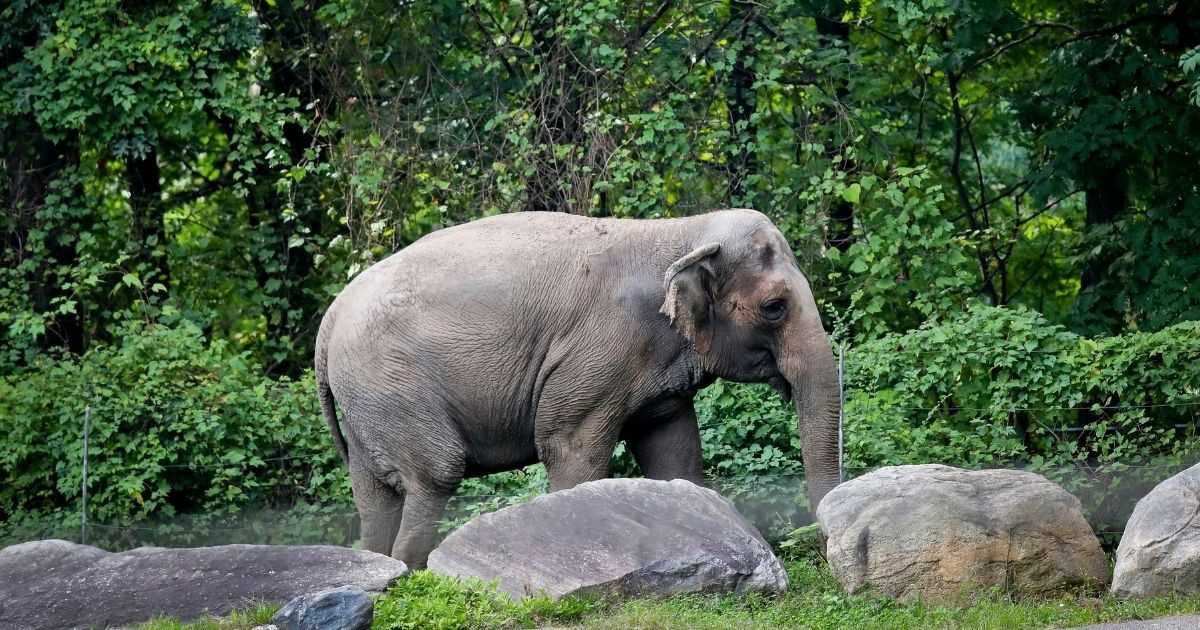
[4,461,1193,553]
[3,342,1198,553]
[3,465,1194,550]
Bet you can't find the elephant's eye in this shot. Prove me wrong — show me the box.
[759,299,788,321]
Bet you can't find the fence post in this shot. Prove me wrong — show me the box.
[838,342,845,483]
[82,406,90,545]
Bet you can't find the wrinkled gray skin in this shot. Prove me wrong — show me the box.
[315,209,841,569]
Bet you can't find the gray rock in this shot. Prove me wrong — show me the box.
[1112,462,1200,598]
[0,539,407,629]
[272,585,373,630]
[816,464,1108,605]
[428,478,787,601]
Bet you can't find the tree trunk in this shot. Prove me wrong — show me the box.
[3,119,87,354]
[126,147,168,293]
[815,4,856,252]
[1075,168,1127,332]
[525,6,589,214]
[725,0,759,203]
[244,0,336,375]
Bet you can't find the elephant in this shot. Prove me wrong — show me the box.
[314,208,842,569]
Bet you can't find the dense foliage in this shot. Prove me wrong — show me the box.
[4,305,1195,541]
[0,320,346,526]
[3,0,1199,534]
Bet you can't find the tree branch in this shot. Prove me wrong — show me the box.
[627,0,673,54]
[947,68,998,304]
[966,23,1066,73]
[466,5,521,78]
[1055,12,1178,48]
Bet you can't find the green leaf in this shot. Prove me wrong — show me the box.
[840,183,862,204]
[121,273,142,289]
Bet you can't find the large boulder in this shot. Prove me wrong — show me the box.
[1113,462,1200,598]
[0,540,408,629]
[816,464,1107,605]
[428,478,788,601]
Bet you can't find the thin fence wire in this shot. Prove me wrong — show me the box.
[5,342,1197,552]
[837,346,1200,355]
[20,461,1188,552]
[156,454,319,469]
[858,401,1200,412]
[86,522,313,534]
[57,404,1200,477]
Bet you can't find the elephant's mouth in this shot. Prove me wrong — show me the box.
[768,375,792,402]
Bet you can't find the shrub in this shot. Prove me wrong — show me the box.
[686,304,1199,480]
[0,319,349,526]
[687,304,1200,536]
[843,304,1200,472]
[5,304,1196,543]
[372,570,594,630]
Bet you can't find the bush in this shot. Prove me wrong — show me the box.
[372,570,594,630]
[844,304,1200,472]
[441,465,549,534]
[0,319,349,526]
[684,304,1199,480]
[5,304,1196,544]
[684,304,1200,536]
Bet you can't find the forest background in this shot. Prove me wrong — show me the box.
[3,0,1200,546]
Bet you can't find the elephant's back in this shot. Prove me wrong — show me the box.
[319,212,632,399]
[338,213,639,320]
[401,211,629,266]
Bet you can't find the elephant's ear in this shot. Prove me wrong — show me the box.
[660,243,720,354]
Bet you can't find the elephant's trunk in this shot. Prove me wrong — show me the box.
[781,315,842,514]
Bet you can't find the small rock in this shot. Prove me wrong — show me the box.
[0,540,407,629]
[817,464,1108,605]
[428,478,788,600]
[272,585,373,630]
[1112,462,1200,598]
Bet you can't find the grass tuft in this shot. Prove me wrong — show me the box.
[134,603,277,629]
[372,569,596,629]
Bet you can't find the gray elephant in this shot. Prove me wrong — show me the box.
[315,209,841,568]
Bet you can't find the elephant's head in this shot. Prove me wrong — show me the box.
[661,209,842,511]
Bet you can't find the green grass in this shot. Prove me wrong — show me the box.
[372,569,595,629]
[132,559,1200,630]
[573,561,1200,630]
[133,603,277,629]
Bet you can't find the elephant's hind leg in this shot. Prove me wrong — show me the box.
[390,414,466,569]
[391,485,453,569]
[351,470,404,556]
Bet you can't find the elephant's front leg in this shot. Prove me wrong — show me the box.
[623,399,704,483]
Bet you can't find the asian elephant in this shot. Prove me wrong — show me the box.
[315,209,841,568]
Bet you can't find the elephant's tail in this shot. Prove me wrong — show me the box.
[315,334,349,464]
